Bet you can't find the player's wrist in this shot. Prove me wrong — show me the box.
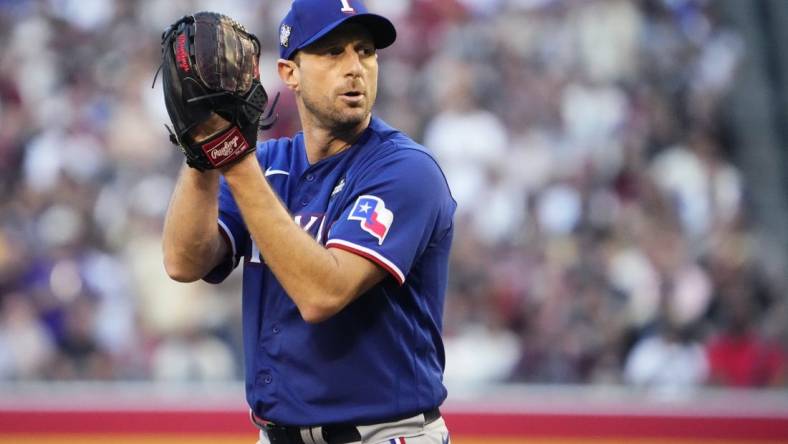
[182,162,222,182]
[220,150,259,176]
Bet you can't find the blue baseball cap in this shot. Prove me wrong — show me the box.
[278,0,397,60]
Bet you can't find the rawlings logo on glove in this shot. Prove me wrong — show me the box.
[203,128,250,167]
[175,34,190,73]
[154,11,278,171]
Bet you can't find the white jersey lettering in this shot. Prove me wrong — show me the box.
[295,215,319,232]
[315,215,328,245]
[250,240,261,264]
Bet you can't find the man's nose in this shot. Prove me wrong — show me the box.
[342,47,363,77]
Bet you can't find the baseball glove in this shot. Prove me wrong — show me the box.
[155,12,278,171]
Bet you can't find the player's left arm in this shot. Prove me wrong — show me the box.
[222,154,387,323]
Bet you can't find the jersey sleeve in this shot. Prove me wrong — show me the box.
[325,149,454,285]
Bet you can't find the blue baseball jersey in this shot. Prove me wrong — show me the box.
[204,116,456,426]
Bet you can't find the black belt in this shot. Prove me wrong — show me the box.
[254,408,441,444]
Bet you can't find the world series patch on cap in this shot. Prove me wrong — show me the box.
[278,0,397,60]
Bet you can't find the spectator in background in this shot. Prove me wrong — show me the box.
[649,129,742,239]
[0,293,53,379]
[706,288,786,387]
[624,308,709,394]
[424,58,509,224]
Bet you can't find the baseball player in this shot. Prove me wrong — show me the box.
[159,1,455,443]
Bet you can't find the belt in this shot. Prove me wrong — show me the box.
[252,408,441,444]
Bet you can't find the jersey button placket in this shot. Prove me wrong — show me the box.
[300,170,316,206]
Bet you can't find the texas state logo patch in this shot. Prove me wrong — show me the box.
[348,195,393,245]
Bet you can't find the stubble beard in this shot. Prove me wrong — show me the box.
[302,91,372,134]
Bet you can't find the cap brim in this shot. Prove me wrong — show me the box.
[295,13,396,57]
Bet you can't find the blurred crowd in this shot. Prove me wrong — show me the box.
[0,0,786,392]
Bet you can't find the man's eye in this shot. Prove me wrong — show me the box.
[359,46,376,56]
[328,47,344,56]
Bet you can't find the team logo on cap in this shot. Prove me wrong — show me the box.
[340,0,355,13]
[280,24,291,48]
[348,195,393,245]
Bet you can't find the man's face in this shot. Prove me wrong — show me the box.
[293,23,378,131]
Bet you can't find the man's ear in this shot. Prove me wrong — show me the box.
[277,59,299,92]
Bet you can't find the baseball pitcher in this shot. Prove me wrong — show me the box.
[159,1,455,443]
